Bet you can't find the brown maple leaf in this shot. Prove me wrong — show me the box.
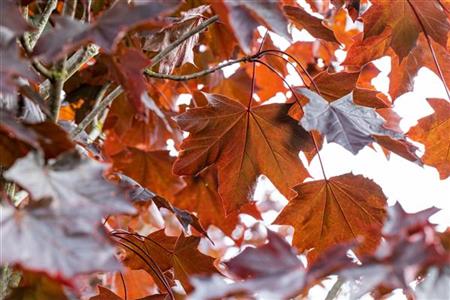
[284,5,339,43]
[210,0,291,54]
[408,98,450,179]
[173,93,314,214]
[275,173,387,260]
[361,0,449,60]
[111,148,185,202]
[115,230,216,292]
[174,166,261,235]
[389,35,450,101]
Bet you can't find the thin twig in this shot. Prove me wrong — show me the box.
[71,85,122,137]
[63,0,78,18]
[113,235,174,299]
[87,82,112,141]
[324,277,345,300]
[145,56,254,81]
[65,44,99,79]
[39,44,100,99]
[24,0,58,50]
[83,0,92,22]
[19,36,53,79]
[119,272,128,300]
[148,15,219,69]
[260,49,322,96]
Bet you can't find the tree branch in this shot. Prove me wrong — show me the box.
[144,56,255,81]
[71,84,121,138]
[24,0,58,50]
[71,15,220,136]
[49,59,67,121]
[148,15,219,69]
[325,277,345,300]
[39,44,100,99]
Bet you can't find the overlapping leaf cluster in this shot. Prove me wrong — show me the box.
[0,0,449,299]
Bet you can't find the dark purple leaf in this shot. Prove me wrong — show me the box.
[143,5,209,74]
[34,1,180,62]
[298,88,404,154]
[4,151,136,222]
[0,203,121,279]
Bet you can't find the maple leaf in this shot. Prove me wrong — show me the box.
[297,88,404,154]
[415,268,450,300]
[284,5,339,43]
[310,70,391,108]
[143,5,209,74]
[111,269,157,300]
[174,166,261,236]
[173,93,314,213]
[4,151,135,221]
[115,174,208,237]
[0,110,40,149]
[191,230,307,299]
[106,48,168,116]
[275,173,387,260]
[408,98,450,179]
[383,202,440,237]
[211,0,291,54]
[115,230,217,292]
[34,1,180,62]
[360,0,449,60]
[0,203,121,279]
[389,35,450,100]
[0,38,37,95]
[332,0,361,21]
[191,230,353,299]
[89,286,122,300]
[114,231,175,292]
[225,230,303,279]
[0,0,30,37]
[171,234,217,291]
[0,114,75,167]
[211,69,254,103]
[111,148,185,202]
[0,110,75,154]
[103,81,182,152]
[340,203,446,297]
[342,28,392,67]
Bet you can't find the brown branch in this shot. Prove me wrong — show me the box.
[147,15,219,69]
[144,55,255,81]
